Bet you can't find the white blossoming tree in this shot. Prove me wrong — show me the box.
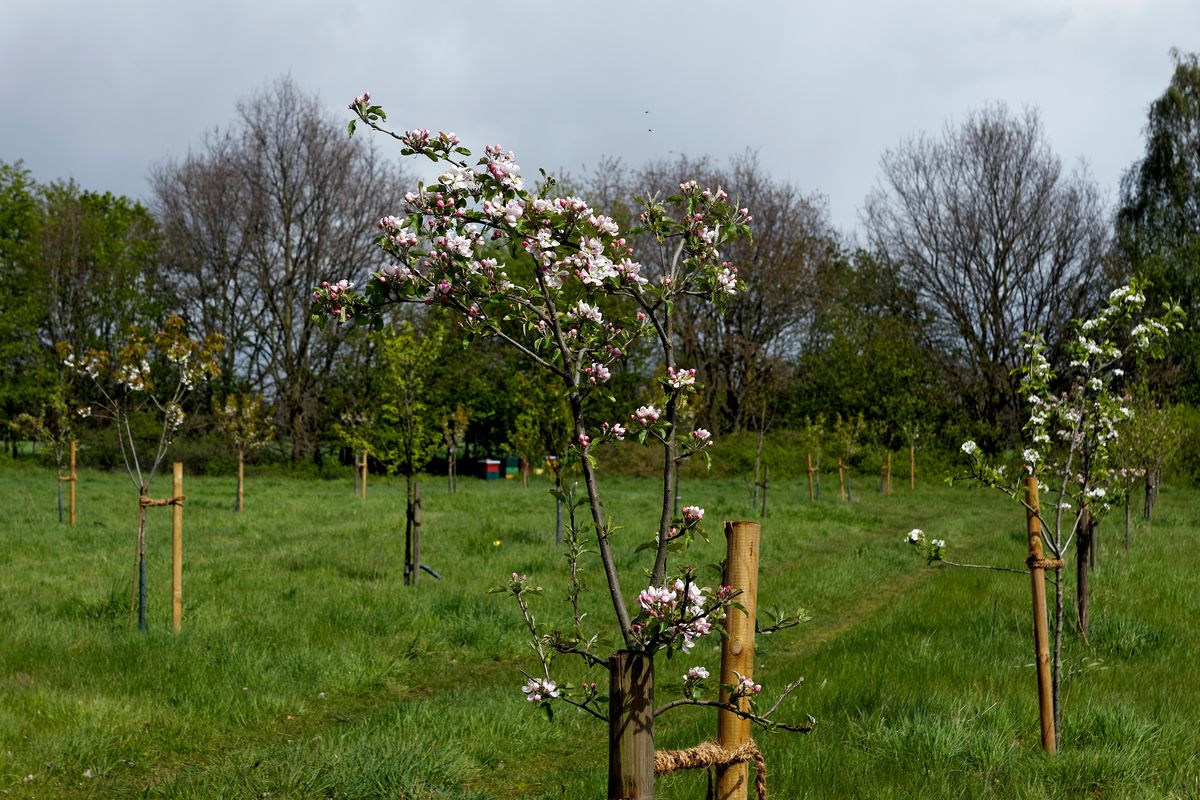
[312,94,810,798]
[59,315,222,631]
[212,392,274,512]
[10,382,76,522]
[908,280,1182,750]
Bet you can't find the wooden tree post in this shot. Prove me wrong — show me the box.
[837,458,846,501]
[806,453,815,503]
[359,451,368,499]
[608,649,654,800]
[236,447,245,512]
[717,520,761,799]
[885,452,892,495]
[69,439,77,526]
[909,444,916,491]
[172,462,184,633]
[1025,476,1057,755]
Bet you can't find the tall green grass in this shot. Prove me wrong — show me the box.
[1,459,1198,798]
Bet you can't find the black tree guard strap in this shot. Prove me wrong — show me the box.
[655,739,767,800]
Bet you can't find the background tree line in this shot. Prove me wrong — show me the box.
[4,54,1200,479]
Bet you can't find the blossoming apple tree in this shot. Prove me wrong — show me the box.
[213,392,274,512]
[907,281,1181,750]
[313,93,810,797]
[10,383,76,522]
[60,315,222,631]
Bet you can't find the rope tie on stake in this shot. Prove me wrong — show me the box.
[140,495,186,508]
[654,739,767,800]
[1026,555,1064,570]
[57,474,76,482]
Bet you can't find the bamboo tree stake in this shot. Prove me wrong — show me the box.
[608,649,654,800]
[806,453,815,503]
[717,520,762,800]
[172,462,183,633]
[1025,477,1057,755]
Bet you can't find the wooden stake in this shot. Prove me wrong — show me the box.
[1025,476,1056,755]
[608,649,654,800]
[172,462,183,633]
[717,520,761,799]
[69,439,77,526]
[837,458,846,501]
[909,444,915,491]
[885,452,892,495]
[360,452,368,499]
[806,453,815,503]
[236,448,245,512]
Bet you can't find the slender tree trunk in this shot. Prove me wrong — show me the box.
[411,483,421,586]
[1124,495,1132,551]
[1143,468,1158,521]
[1053,569,1064,751]
[555,470,564,546]
[404,472,414,585]
[1076,507,1092,640]
[130,486,149,633]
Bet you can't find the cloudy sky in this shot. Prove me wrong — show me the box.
[1,0,1195,234]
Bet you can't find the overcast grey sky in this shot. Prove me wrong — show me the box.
[1,0,1196,235]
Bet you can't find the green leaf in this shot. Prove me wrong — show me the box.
[347,119,357,137]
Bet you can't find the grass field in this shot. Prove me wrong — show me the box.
[1,458,1199,798]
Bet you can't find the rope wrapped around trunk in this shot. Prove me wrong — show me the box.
[654,739,767,800]
[139,495,185,507]
[1026,555,1064,570]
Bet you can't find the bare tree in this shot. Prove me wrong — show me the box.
[153,77,407,459]
[152,137,262,391]
[864,104,1109,435]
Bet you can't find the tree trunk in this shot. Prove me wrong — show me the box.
[1124,495,1132,551]
[1143,468,1158,521]
[1053,567,1064,752]
[411,483,421,586]
[404,473,414,584]
[1076,508,1092,640]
